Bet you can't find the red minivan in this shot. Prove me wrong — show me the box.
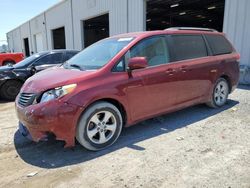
[16,28,240,151]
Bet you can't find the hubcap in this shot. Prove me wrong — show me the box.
[86,111,117,144]
[214,81,228,106]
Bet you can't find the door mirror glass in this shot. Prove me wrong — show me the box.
[128,57,148,70]
[30,66,37,75]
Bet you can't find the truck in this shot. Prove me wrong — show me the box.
[0,52,24,66]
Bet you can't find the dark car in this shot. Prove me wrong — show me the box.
[16,28,239,151]
[0,50,79,100]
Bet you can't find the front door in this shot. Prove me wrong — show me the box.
[126,36,176,121]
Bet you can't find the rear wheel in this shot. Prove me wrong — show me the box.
[3,61,15,66]
[206,78,229,108]
[76,102,123,151]
[0,80,23,100]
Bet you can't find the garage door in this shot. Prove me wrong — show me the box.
[146,0,225,32]
[35,33,43,53]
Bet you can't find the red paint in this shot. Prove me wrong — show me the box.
[0,52,24,66]
[15,30,240,147]
[128,57,148,70]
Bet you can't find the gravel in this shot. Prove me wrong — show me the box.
[0,85,249,188]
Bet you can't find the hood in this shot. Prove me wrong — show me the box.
[21,67,97,93]
[0,65,14,72]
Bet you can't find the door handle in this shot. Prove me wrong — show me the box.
[165,68,176,75]
[180,66,188,72]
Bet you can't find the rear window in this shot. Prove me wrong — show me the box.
[167,35,208,61]
[205,34,233,55]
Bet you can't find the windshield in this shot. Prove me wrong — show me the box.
[13,52,47,68]
[64,37,134,70]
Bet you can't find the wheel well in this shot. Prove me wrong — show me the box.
[220,75,232,93]
[92,98,127,126]
[0,79,24,88]
[3,59,15,64]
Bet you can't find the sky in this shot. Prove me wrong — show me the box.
[0,0,60,45]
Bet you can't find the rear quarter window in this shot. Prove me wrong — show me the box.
[205,34,233,55]
[167,35,208,61]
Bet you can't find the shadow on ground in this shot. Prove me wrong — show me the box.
[0,97,14,104]
[14,99,238,169]
[0,100,12,104]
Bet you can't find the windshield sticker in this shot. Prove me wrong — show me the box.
[118,37,133,42]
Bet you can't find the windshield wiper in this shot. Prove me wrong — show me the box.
[69,64,84,71]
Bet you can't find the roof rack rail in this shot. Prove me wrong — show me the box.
[165,27,218,32]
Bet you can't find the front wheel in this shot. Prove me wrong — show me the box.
[76,102,123,151]
[206,78,229,108]
[0,80,23,101]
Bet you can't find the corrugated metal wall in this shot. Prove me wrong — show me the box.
[6,0,249,68]
[128,0,145,32]
[7,0,138,52]
[45,0,73,50]
[72,0,128,50]
[20,22,32,53]
[223,0,250,67]
[29,13,47,53]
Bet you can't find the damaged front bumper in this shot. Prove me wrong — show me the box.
[15,98,83,148]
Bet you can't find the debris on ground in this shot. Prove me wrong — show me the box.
[26,172,38,177]
[176,137,184,141]
[230,107,238,112]
[200,148,212,154]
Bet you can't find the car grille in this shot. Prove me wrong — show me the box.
[18,93,36,107]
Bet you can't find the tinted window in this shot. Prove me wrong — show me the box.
[13,52,47,68]
[205,34,233,55]
[168,35,207,61]
[64,52,78,61]
[34,53,63,66]
[130,36,170,67]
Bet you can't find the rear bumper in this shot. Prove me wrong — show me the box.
[16,98,82,147]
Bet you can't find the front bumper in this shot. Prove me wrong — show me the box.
[16,98,82,147]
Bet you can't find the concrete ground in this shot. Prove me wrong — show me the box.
[0,86,249,188]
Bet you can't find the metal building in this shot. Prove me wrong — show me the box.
[6,0,250,83]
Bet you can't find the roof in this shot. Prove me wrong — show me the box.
[42,49,80,53]
[112,29,224,40]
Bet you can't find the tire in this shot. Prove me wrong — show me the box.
[76,102,123,151]
[206,78,229,108]
[0,80,23,101]
[3,61,15,66]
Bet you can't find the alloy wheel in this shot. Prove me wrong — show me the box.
[214,80,229,106]
[86,111,117,144]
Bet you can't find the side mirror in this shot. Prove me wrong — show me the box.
[128,57,148,70]
[30,66,37,75]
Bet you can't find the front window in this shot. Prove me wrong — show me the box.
[64,37,134,70]
[33,53,63,66]
[13,52,47,68]
[130,36,170,67]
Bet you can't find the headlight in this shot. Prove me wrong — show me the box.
[40,84,77,103]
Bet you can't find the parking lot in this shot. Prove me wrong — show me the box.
[0,85,249,188]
